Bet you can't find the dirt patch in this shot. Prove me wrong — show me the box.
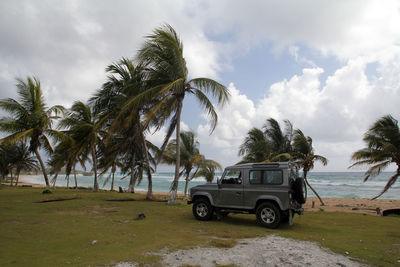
[161,235,361,267]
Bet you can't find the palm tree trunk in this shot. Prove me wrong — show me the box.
[9,169,13,187]
[34,148,51,191]
[92,148,99,192]
[304,170,325,206]
[141,131,153,200]
[184,172,190,200]
[111,171,115,191]
[169,99,183,205]
[73,165,77,188]
[128,152,136,193]
[52,173,59,188]
[15,170,20,186]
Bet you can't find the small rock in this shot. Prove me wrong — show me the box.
[345,251,349,255]
[360,240,363,243]
[351,207,359,210]
[91,240,97,245]
[136,213,146,220]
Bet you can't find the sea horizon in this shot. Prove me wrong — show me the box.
[20,171,400,200]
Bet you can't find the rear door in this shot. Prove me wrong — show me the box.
[217,169,243,208]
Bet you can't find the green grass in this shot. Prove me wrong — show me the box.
[0,186,399,266]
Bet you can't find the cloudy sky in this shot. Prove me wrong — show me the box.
[1,0,399,171]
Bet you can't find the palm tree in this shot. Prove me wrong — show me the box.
[0,77,64,191]
[194,161,222,183]
[163,130,222,198]
[292,129,328,205]
[350,115,400,199]
[238,127,271,163]
[59,101,103,191]
[97,134,124,191]
[136,24,230,204]
[12,142,39,186]
[48,136,80,188]
[263,118,293,160]
[90,58,155,198]
[163,131,200,199]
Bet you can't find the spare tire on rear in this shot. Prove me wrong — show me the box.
[292,178,307,204]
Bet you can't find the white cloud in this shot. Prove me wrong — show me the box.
[198,49,400,171]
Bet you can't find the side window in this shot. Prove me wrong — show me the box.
[221,170,242,184]
[263,170,283,185]
[249,170,262,184]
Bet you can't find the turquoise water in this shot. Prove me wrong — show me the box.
[22,172,400,199]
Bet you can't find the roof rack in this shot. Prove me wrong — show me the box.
[251,163,280,168]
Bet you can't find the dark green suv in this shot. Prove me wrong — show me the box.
[188,162,306,228]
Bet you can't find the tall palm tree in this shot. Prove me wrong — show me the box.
[0,77,64,190]
[238,127,271,163]
[12,142,39,186]
[292,129,328,205]
[136,24,230,204]
[90,58,155,198]
[350,115,400,199]
[59,101,103,191]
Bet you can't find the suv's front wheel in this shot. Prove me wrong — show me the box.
[193,198,213,221]
[256,202,281,228]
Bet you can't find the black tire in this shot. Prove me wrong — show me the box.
[292,178,307,204]
[192,198,213,221]
[256,202,281,229]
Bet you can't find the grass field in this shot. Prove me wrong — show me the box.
[0,186,399,266]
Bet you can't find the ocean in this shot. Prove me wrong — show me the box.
[21,172,400,199]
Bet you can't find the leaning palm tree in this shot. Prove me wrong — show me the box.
[12,142,39,186]
[135,24,230,204]
[350,115,400,199]
[292,129,328,205]
[0,77,64,191]
[238,127,271,163]
[59,101,103,191]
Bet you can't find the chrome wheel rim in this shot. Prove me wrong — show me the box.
[260,207,275,224]
[196,203,208,217]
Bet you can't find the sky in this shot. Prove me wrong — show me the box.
[0,0,399,172]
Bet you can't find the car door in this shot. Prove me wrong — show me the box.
[217,169,243,208]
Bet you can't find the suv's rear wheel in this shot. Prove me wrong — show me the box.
[193,198,213,221]
[256,202,281,228]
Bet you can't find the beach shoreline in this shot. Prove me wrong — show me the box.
[9,176,398,216]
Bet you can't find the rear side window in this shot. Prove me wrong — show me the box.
[249,170,283,185]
